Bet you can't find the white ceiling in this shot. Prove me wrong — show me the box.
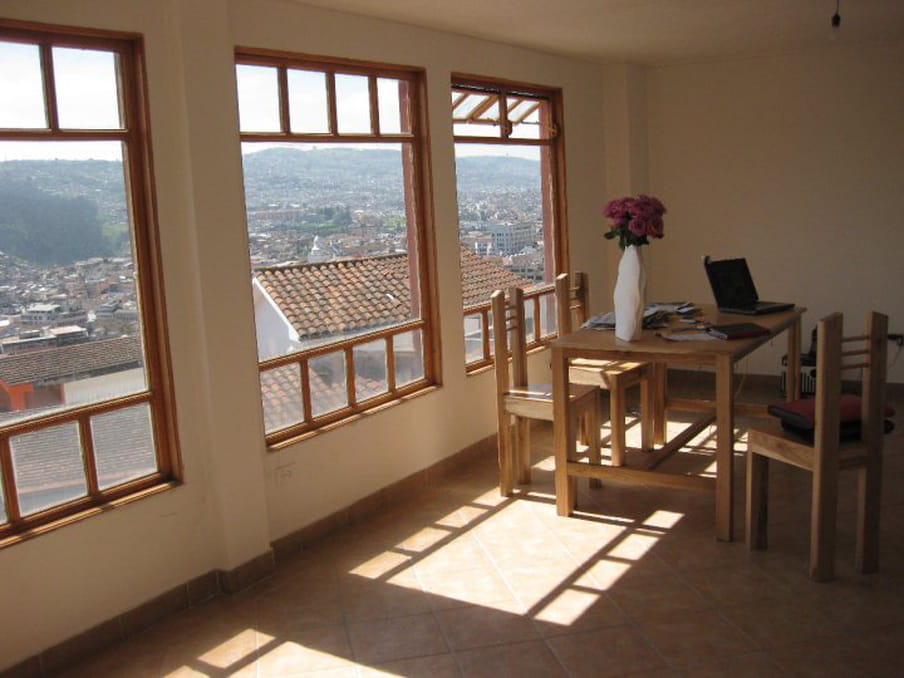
[297,0,904,65]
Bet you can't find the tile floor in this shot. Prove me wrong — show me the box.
[56,381,904,677]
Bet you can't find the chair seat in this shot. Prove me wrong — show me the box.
[503,382,598,421]
[748,419,870,472]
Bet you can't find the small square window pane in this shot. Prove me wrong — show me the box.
[452,91,500,138]
[335,73,371,134]
[538,289,556,338]
[523,297,537,343]
[91,404,157,489]
[0,41,46,129]
[53,47,121,129]
[260,363,304,433]
[353,339,387,401]
[394,330,424,387]
[309,352,347,417]
[464,313,485,364]
[12,422,86,516]
[236,64,281,133]
[377,78,406,134]
[508,96,547,140]
[0,476,7,524]
[288,69,329,134]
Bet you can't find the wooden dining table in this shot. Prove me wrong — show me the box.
[550,304,805,541]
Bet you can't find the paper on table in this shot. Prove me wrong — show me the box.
[658,331,718,342]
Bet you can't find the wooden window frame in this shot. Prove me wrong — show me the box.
[235,48,439,447]
[0,19,181,546]
[452,74,569,372]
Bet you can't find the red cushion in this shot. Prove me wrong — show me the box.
[768,394,895,430]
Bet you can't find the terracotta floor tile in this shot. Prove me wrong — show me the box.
[419,565,517,611]
[605,570,711,621]
[638,608,757,667]
[435,602,538,650]
[359,652,462,677]
[346,612,448,665]
[455,639,567,678]
[255,625,355,677]
[546,627,666,678]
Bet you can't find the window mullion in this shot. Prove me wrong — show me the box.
[386,334,396,392]
[300,358,313,423]
[39,42,59,131]
[368,75,380,135]
[344,346,356,407]
[277,65,291,133]
[325,71,338,135]
[78,417,100,497]
[0,436,23,525]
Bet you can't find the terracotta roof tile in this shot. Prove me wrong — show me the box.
[458,248,534,307]
[0,336,143,387]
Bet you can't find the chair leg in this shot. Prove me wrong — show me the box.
[746,451,769,550]
[515,417,532,485]
[587,396,602,489]
[497,412,514,497]
[609,383,627,467]
[855,458,882,574]
[810,464,839,582]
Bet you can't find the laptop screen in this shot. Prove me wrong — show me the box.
[704,257,760,308]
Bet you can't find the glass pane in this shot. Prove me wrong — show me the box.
[53,47,121,129]
[12,422,85,515]
[335,73,370,134]
[0,140,148,426]
[244,142,419,359]
[0,474,6,524]
[455,143,549,314]
[354,339,387,401]
[236,64,281,133]
[452,90,500,138]
[538,289,556,338]
[523,296,536,343]
[260,363,303,433]
[91,404,156,489]
[309,351,347,417]
[507,95,548,140]
[394,329,424,387]
[376,78,404,134]
[463,313,485,363]
[288,69,329,134]
[0,41,46,129]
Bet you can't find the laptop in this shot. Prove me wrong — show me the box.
[703,256,794,315]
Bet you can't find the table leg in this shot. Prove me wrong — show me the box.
[552,348,576,515]
[715,354,735,541]
[652,363,667,446]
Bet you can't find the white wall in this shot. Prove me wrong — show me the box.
[644,42,904,381]
[0,0,607,667]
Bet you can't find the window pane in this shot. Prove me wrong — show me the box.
[245,142,420,358]
[52,47,121,129]
[260,363,303,433]
[12,422,86,515]
[377,78,405,134]
[451,90,500,138]
[393,329,423,387]
[335,73,370,134]
[236,64,281,133]
[523,295,536,343]
[0,41,46,129]
[309,352,347,417]
[288,69,329,134]
[354,339,387,401]
[538,288,556,338]
[464,313,485,363]
[91,404,156,489]
[0,141,148,426]
[507,95,548,140]
[0,474,6,524]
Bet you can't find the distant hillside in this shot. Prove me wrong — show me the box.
[0,148,539,265]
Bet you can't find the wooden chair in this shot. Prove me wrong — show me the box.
[555,272,653,469]
[491,286,601,496]
[746,311,889,581]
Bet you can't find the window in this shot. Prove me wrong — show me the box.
[0,21,180,543]
[451,76,568,370]
[235,49,438,445]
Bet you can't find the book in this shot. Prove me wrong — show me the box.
[706,322,770,340]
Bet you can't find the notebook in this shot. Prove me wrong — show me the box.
[703,256,794,315]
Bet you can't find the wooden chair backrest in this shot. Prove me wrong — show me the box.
[814,311,888,459]
[491,287,528,393]
[555,271,590,336]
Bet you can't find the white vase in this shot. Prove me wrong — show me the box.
[613,245,646,341]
